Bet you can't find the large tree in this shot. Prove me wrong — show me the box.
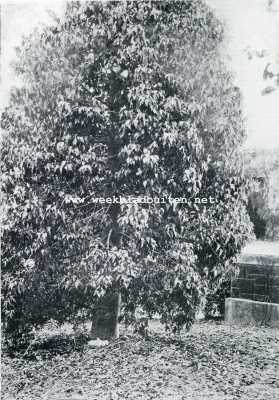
[1,0,252,346]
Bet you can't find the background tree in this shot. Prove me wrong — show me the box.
[1,0,253,347]
[245,149,279,241]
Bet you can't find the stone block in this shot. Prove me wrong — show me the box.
[271,291,279,303]
[225,297,279,328]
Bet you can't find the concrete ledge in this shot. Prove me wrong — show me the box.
[238,241,279,266]
[225,297,279,328]
[237,253,279,267]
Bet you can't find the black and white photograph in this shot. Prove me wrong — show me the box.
[1,1,279,399]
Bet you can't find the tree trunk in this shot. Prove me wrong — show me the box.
[91,291,121,340]
[90,123,121,340]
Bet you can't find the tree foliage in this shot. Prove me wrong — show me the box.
[1,0,253,346]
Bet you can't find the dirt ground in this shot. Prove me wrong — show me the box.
[2,320,279,400]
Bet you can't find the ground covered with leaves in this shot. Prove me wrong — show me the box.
[2,321,279,400]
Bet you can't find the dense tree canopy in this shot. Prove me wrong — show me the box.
[1,0,253,346]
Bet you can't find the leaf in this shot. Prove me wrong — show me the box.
[261,86,276,95]
[120,70,129,79]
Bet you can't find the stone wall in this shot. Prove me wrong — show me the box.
[231,254,279,304]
